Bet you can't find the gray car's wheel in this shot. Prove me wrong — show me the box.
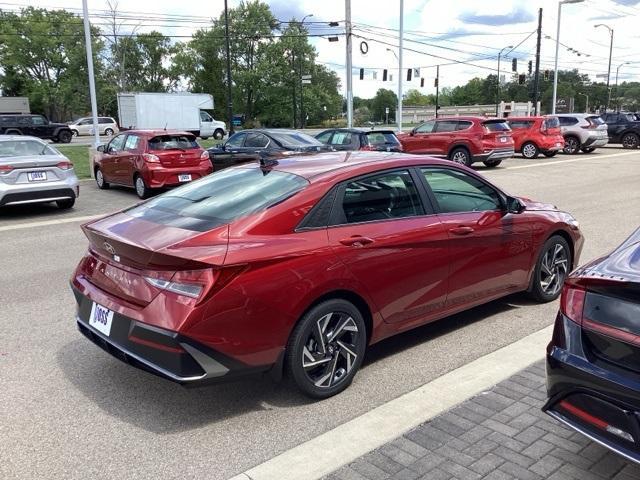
[622,132,639,149]
[56,198,75,209]
[528,235,571,303]
[581,147,596,153]
[562,136,580,154]
[449,147,472,167]
[95,168,109,189]
[71,129,79,137]
[134,174,150,199]
[104,128,114,136]
[521,141,539,159]
[286,299,366,399]
[214,129,224,140]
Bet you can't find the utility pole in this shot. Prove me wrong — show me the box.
[82,0,100,149]
[292,52,297,128]
[345,0,353,127]
[533,8,542,115]
[398,0,404,132]
[495,46,512,117]
[435,65,440,118]
[224,0,234,135]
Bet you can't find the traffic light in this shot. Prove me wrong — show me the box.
[543,69,550,81]
[512,58,517,72]
[383,69,388,81]
[518,74,526,85]
[359,68,364,80]
[420,78,425,88]
[407,69,412,81]
[528,60,532,75]
[434,77,439,87]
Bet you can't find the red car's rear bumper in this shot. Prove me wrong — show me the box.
[142,162,212,189]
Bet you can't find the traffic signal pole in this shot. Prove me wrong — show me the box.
[533,8,542,115]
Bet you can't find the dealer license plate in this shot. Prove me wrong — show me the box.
[89,302,114,336]
[27,171,47,182]
[178,174,192,182]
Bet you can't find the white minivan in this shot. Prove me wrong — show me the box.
[69,117,119,137]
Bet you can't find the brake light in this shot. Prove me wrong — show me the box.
[558,400,635,442]
[144,266,246,303]
[560,283,586,324]
[0,164,14,174]
[200,150,210,160]
[56,161,73,170]
[143,153,160,163]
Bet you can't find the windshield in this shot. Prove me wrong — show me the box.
[269,132,324,147]
[148,134,199,151]
[125,167,309,231]
[0,140,59,157]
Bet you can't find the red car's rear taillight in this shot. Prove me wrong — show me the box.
[200,150,210,160]
[143,153,161,163]
[144,265,246,304]
[560,283,586,324]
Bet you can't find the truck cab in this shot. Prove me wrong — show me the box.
[199,111,226,140]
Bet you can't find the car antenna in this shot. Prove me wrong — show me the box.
[164,122,168,131]
[258,151,278,171]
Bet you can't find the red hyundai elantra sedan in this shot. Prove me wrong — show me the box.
[72,152,583,398]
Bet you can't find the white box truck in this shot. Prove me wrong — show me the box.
[116,92,227,140]
[0,96,30,114]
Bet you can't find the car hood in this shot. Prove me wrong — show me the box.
[517,196,558,211]
[573,227,640,283]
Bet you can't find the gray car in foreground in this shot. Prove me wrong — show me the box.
[0,135,79,209]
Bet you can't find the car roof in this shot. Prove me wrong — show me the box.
[117,129,194,137]
[253,151,461,182]
[322,128,396,134]
[0,134,46,142]
[429,116,502,122]
[507,116,545,121]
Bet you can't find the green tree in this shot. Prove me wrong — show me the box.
[370,88,397,122]
[0,7,104,121]
[403,89,431,106]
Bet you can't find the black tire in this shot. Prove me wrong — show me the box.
[482,159,502,168]
[527,235,571,303]
[214,129,224,140]
[286,299,367,399]
[57,130,72,144]
[621,132,639,149]
[200,136,209,140]
[543,151,558,158]
[521,141,539,159]
[5,129,21,135]
[562,136,580,155]
[134,174,150,199]
[449,147,472,167]
[581,147,596,153]
[56,198,75,209]
[104,128,114,136]
[95,168,109,189]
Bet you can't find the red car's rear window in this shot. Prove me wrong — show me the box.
[148,134,199,151]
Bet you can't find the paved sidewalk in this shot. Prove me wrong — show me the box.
[324,361,640,480]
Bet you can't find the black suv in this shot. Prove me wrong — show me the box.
[0,114,73,144]
[600,112,640,148]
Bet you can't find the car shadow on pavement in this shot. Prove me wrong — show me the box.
[56,339,314,434]
[363,292,531,366]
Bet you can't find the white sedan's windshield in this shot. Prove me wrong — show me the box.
[0,140,58,157]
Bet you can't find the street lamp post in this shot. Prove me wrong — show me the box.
[298,14,313,129]
[495,45,513,117]
[553,0,585,114]
[615,62,630,112]
[595,23,614,112]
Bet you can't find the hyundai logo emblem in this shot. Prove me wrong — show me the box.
[103,242,116,255]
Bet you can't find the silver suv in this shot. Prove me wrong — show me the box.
[556,114,608,154]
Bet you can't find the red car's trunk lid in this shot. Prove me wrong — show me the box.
[152,148,202,167]
[80,212,229,306]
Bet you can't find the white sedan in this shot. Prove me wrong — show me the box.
[0,135,79,209]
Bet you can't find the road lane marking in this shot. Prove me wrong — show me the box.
[0,215,102,232]
[229,325,553,480]
[502,151,638,170]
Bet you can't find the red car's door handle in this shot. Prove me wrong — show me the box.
[339,236,375,247]
[449,226,475,235]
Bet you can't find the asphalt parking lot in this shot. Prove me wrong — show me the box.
[2,147,640,480]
